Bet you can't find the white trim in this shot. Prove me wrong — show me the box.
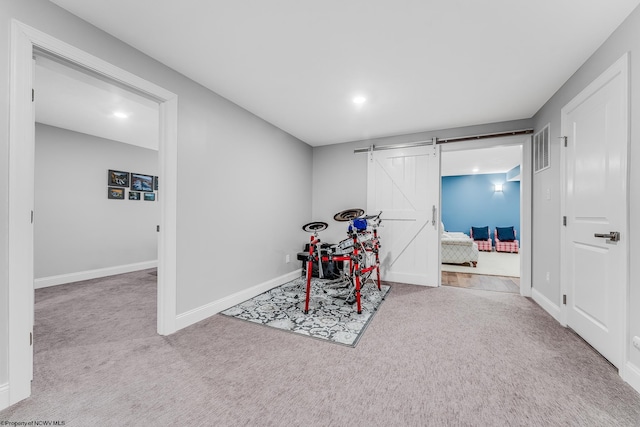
[560,108,568,327]
[175,270,302,330]
[34,261,158,289]
[8,18,36,407]
[531,287,561,323]
[156,95,179,336]
[623,362,640,395]
[520,135,533,297]
[7,19,179,408]
[0,383,9,410]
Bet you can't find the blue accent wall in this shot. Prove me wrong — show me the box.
[441,173,520,241]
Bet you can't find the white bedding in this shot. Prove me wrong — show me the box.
[441,232,479,266]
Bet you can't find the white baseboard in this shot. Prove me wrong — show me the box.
[0,382,9,411]
[175,269,302,331]
[624,361,640,395]
[531,287,561,323]
[34,261,158,289]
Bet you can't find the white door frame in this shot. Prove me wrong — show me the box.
[560,53,629,379]
[439,134,532,297]
[8,20,178,405]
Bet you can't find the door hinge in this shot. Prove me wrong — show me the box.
[32,88,35,102]
[30,332,33,346]
[31,210,34,224]
[563,294,567,305]
[562,216,567,226]
[156,225,160,232]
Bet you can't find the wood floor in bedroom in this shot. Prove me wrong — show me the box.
[441,271,520,294]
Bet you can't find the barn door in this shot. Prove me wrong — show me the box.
[367,145,440,286]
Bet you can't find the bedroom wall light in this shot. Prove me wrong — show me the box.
[494,183,503,192]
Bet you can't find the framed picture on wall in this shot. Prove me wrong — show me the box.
[108,187,125,200]
[108,169,129,187]
[129,191,141,200]
[144,192,156,201]
[154,176,158,191]
[130,173,154,192]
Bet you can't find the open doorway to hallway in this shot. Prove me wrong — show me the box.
[33,54,160,287]
[8,21,178,405]
[32,51,161,386]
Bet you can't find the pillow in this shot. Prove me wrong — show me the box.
[496,226,516,241]
[471,226,489,241]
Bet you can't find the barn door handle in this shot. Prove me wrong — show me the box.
[594,231,620,242]
[432,205,437,227]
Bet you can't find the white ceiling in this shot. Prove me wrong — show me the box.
[48,0,640,147]
[35,55,159,150]
[34,58,522,175]
[441,145,522,177]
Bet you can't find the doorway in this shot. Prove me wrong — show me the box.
[33,54,160,286]
[439,135,532,296]
[8,20,178,405]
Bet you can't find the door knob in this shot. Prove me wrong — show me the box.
[594,231,620,242]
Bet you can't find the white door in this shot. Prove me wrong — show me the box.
[367,145,440,286]
[562,54,628,368]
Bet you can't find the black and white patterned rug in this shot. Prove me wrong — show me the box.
[221,276,390,347]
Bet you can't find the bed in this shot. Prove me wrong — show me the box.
[441,232,479,267]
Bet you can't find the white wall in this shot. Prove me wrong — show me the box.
[0,0,312,390]
[34,124,158,282]
[532,4,640,385]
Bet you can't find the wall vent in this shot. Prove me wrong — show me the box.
[533,125,550,173]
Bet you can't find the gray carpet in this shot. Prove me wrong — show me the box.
[1,269,639,426]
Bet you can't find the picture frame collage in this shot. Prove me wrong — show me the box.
[107,169,158,201]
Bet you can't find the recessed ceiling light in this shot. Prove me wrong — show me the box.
[113,111,128,119]
[353,96,366,105]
